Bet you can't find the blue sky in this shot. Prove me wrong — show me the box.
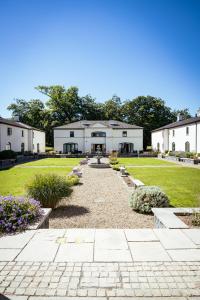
[0,0,199,117]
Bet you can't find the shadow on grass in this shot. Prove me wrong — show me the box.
[50,205,90,219]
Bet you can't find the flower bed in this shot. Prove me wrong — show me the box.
[0,195,43,233]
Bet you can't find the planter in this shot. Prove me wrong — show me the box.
[28,208,52,230]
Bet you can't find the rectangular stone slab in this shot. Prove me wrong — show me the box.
[94,248,132,262]
[129,242,171,261]
[0,231,35,249]
[65,228,95,243]
[95,229,128,249]
[168,249,200,261]
[154,229,196,249]
[0,249,21,261]
[182,229,200,245]
[125,229,158,241]
[55,243,93,262]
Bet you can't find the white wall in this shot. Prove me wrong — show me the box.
[54,127,143,153]
[152,122,200,153]
[33,130,46,153]
[0,124,29,152]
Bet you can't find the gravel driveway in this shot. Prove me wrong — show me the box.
[50,164,154,228]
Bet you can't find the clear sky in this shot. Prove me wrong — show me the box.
[0,0,200,117]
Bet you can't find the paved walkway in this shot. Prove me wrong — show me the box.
[0,228,200,298]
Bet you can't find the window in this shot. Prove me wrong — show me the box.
[172,130,175,137]
[122,131,127,137]
[70,131,74,137]
[91,131,106,137]
[63,143,78,154]
[185,141,190,152]
[186,127,189,135]
[37,143,40,153]
[7,128,12,136]
[6,142,11,150]
[22,130,24,137]
[172,142,175,151]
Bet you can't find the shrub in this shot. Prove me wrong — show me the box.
[0,196,42,233]
[26,174,72,208]
[129,186,169,213]
[0,150,17,160]
[112,165,120,171]
[66,174,80,186]
[109,157,119,165]
[192,211,200,226]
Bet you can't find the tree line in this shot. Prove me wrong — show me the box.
[7,85,191,149]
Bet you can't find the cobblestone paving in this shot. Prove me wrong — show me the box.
[1,261,200,298]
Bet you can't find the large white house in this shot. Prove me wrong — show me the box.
[0,117,45,153]
[152,113,200,153]
[54,120,143,154]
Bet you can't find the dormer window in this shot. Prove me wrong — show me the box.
[91,131,106,137]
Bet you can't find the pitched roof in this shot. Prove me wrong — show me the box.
[152,116,200,132]
[54,120,143,130]
[0,118,44,132]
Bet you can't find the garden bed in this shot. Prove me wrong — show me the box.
[177,214,200,228]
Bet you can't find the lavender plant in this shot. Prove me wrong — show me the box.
[0,195,42,233]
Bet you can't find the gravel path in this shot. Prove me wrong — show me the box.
[50,163,154,228]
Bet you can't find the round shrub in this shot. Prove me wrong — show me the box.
[66,174,80,186]
[129,186,169,213]
[0,195,42,233]
[26,173,72,209]
[112,165,120,171]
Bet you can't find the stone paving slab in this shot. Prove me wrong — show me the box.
[182,229,200,245]
[65,229,95,243]
[94,249,132,262]
[95,229,128,250]
[125,229,158,241]
[129,242,171,261]
[0,232,35,249]
[0,249,21,261]
[55,243,93,262]
[167,249,200,261]
[154,229,196,249]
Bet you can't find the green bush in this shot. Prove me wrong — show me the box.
[109,157,119,165]
[66,174,80,186]
[26,173,72,209]
[129,186,169,213]
[112,165,120,171]
[192,211,200,226]
[0,150,17,159]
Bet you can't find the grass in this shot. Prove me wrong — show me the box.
[20,158,81,167]
[127,165,200,207]
[118,157,175,166]
[0,166,73,196]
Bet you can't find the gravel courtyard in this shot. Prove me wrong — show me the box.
[50,163,154,228]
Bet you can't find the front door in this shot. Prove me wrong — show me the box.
[91,144,106,153]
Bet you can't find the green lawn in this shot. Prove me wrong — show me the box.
[118,157,175,166]
[20,158,81,167]
[126,164,200,207]
[0,166,73,196]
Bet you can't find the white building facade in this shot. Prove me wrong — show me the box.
[54,120,143,154]
[151,116,200,153]
[0,118,45,153]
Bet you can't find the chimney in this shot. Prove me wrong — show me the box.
[197,108,200,117]
[13,116,19,122]
[177,113,184,122]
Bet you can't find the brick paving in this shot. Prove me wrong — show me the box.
[0,261,200,298]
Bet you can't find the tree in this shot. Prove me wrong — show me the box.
[103,95,123,120]
[7,99,46,130]
[36,85,82,125]
[79,95,105,120]
[122,96,175,149]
